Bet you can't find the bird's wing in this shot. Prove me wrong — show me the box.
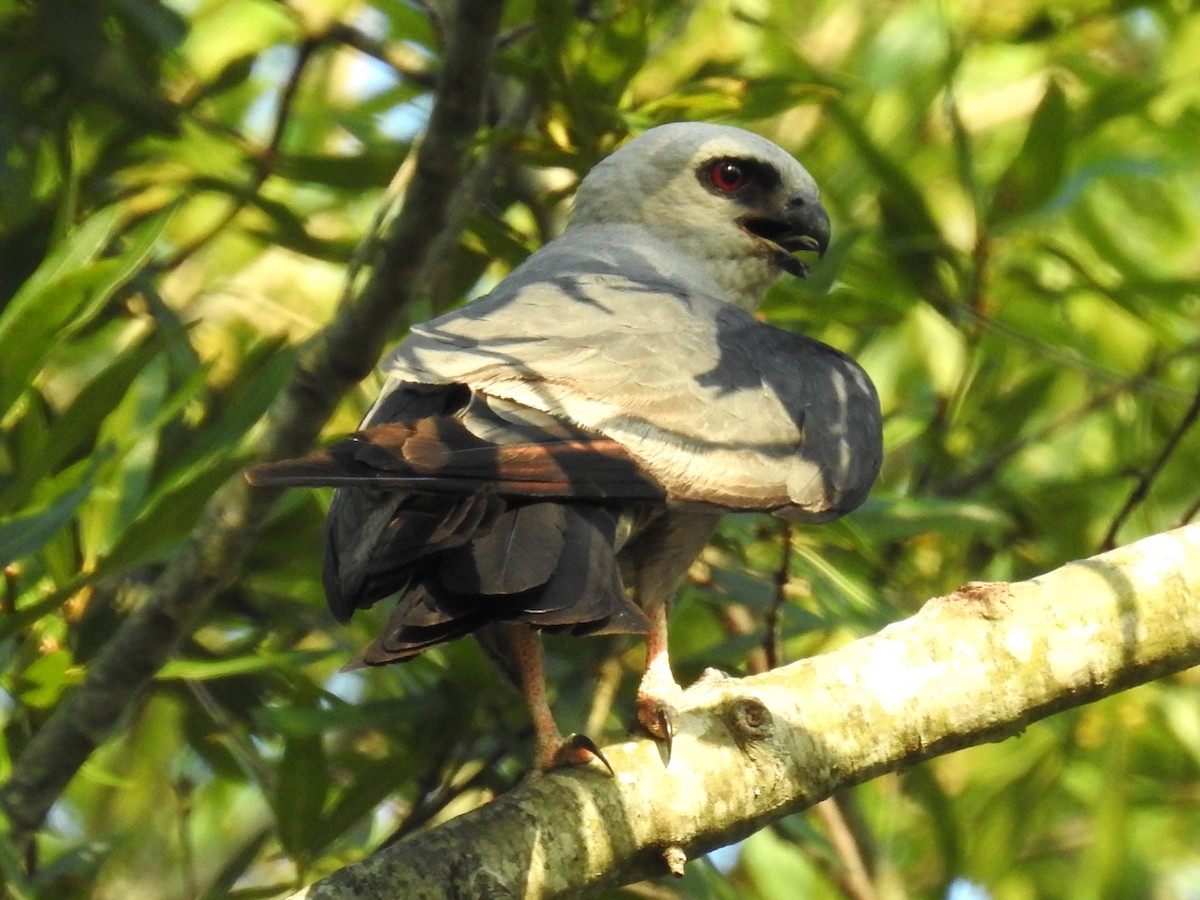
[377,226,882,520]
[249,391,667,504]
[246,386,662,625]
[246,225,881,624]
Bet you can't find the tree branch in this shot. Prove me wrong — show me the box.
[290,524,1200,899]
[0,0,509,842]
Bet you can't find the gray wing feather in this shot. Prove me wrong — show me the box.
[376,225,882,520]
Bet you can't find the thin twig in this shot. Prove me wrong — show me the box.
[764,522,792,670]
[162,38,317,271]
[1178,493,1200,529]
[585,656,624,740]
[175,776,200,900]
[812,796,877,900]
[1102,374,1200,550]
[326,22,437,88]
[941,341,1200,497]
[382,743,511,846]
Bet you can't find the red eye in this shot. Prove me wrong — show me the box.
[708,159,749,193]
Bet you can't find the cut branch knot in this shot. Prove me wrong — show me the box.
[726,697,774,743]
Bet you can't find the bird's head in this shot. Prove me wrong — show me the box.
[570,122,830,308]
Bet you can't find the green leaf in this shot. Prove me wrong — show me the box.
[852,497,1014,543]
[197,827,274,900]
[18,648,79,709]
[0,451,108,568]
[182,1,296,83]
[274,733,328,867]
[163,337,295,476]
[708,566,776,610]
[1,391,51,509]
[157,650,331,681]
[1,207,119,320]
[76,353,170,562]
[0,809,37,899]
[109,0,188,50]
[792,544,877,618]
[0,205,173,421]
[575,4,649,112]
[99,454,243,572]
[988,79,1071,226]
[826,102,943,247]
[276,152,407,190]
[309,756,414,857]
[0,588,77,645]
[4,329,182,508]
[0,207,119,420]
[825,101,957,308]
[739,76,830,122]
[255,697,448,737]
[61,205,174,337]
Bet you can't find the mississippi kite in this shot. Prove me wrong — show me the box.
[248,122,883,771]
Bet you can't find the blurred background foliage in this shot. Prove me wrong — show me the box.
[1,0,1199,897]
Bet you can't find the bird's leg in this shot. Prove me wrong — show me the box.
[635,598,682,747]
[628,512,721,757]
[502,623,612,774]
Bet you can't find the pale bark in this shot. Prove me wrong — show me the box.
[291,524,1200,899]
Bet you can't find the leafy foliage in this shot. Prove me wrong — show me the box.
[1,0,1199,897]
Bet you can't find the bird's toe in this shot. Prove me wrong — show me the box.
[635,695,678,765]
[543,733,615,776]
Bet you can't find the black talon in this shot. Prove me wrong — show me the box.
[558,733,615,777]
[658,708,673,766]
[636,704,675,766]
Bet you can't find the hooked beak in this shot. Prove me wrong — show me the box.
[740,189,831,278]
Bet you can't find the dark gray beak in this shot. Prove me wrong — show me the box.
[741,189,831,277]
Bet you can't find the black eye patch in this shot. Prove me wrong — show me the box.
[696,156,782,198]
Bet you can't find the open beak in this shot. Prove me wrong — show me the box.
[741,190,831,278]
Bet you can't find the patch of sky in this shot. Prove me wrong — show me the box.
[706,840,743,874]
[946,878,991,900]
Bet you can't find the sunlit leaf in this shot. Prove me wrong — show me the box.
[5,330,182,507]
[17,648,78,709]
[0,205,173,421]
[0,451,108,568]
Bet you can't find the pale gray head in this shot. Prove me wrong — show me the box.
[570,122,830,308]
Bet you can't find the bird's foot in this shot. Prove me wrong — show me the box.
[635,684,683,765]
[537,732,615,776]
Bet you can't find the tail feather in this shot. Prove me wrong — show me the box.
[244,418,667,502]
[244,452,346,487]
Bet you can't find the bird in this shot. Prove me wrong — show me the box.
[246,122,883,772]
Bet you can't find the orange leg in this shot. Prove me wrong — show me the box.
[503,623,610,773]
